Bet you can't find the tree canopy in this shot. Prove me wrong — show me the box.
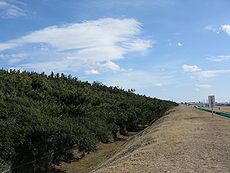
[0,69,178,172]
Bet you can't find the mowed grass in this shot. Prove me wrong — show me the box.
[54,133,136,173]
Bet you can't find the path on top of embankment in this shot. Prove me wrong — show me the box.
[92,105,230,173]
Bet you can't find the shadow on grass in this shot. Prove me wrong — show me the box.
[114,137,126,141]
[49,168,66,173]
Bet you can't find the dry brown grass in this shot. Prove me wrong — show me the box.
[92,105,230,173]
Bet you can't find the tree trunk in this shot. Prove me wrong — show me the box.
[120,125,128,136]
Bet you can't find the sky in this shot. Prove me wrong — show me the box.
[0,0,230,102]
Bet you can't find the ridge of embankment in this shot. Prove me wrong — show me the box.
[92,105,230,173]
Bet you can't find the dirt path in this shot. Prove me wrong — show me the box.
[92,105,230,173]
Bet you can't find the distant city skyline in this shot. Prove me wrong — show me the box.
[1,0,230,102]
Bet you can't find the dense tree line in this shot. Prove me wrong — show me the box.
[0,69,178,172]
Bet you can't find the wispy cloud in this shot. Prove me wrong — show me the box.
[204,25,220,34]
[177,42,183,46]
[123,39,152,51]
[0,18,152,74]
[85,69,99,75]
[221,24,230,35]
[105,70,171,89]
[99,61,121,71]
[206,24,230,35]
[0,0,26,18]
[209,55,230,62]
[195,84,211,88]
[182,64,201,72]
[0,53,26,64]
[182,64,230,79]
[198,70,230,78]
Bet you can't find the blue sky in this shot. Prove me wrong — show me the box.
[1,0,230,102]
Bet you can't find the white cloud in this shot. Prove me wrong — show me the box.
[198,70,230,78]
[18,59,121,75]
[0,53,26,59]
[0,53,26,64]
[177,42,183,46]
[221,25,230,35]
[208,24,230,35]
[0,43,17,51]
[195,84,211,88]
[99,61,120,71]
[18,60,76,74]
[182,64,201,72]
[0,18,152,74]
[124,39,152,51]
[1,18,144,51]
[204,25,220,34]
[85,69,99,75]
[155,83,162,86]
[209,55,230,62]
[182,64,230,79]
[0,0,26,18]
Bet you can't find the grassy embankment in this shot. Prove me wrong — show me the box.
[53,133,137,173]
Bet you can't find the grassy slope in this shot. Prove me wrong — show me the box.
[53,134,136,173]
[92,105,230,173]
